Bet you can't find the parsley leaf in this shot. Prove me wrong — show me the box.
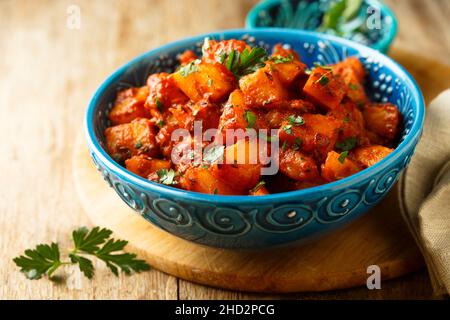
[155,97,164,112]
[338,151,349,164]
[178,59,200,77]
[287,115,305,126]
[13,243,62,280]
[250,181,266,193]
[349,83,359,90]
[313,62,333,70]
[336,137,357,151]
[282,124,293,135]
[13,227,150,281]
[270,54,294,64]
[244,110,257,128]
[69,254,94,279]
[317,74,330,86]
[293,137,303,151]
[221,46,268,78]
[94,239,149,276]
[156,169,177,185]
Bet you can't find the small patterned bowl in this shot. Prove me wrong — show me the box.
[246,0,398,53]
[85,29,424,249]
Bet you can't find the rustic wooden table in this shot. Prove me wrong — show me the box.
[1,0,449,300]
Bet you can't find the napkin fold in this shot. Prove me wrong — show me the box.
[398,90,450,296]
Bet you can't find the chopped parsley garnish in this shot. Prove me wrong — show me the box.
[13,227,150,280]
[349,83,359,90]
[213,188,218,195]
[317,74,330,86]
[338,151,349,164]
[155,97,164,112]
[250,181,266,193]
[178,59,200,77]
[270,54,294,64]
[343,116,350,123]
[282,124,293,135]
[282,140,287,151]
[287,114,305,126]
[203,145,225,164]
[336,137,357,151]
[313,62,333,70]
[293,137,303,150]
[134,141,143,149]
[244,110,257,128]
[156,120,165,128]
[207,78,213,87]
[156,169,177,185]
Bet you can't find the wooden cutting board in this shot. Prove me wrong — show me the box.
[72,49,450,293]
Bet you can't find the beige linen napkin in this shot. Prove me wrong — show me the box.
[398,90,450,296]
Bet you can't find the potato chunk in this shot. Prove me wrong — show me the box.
[321,151,362,182]
[338,67,368,105]
[353,145,393,168]
[266,59,306,86]
[303,67,346,110]
[179,166,242,195]
[145,73,188,120]
[108,87,150,125]
[125,155,171,178]
[363,103,401,140]
[239,66,288,108]
[279,148,319,182]
[105,118,159,162]
[272,43,301,61]
[278,114,341,162]
[333,57,366,83]
[219,90,267,133]
[328,99,366,143]
[173,61,236,102]
[211,139,262,193]
[189,100,221,131]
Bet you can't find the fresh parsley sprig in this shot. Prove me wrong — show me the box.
[13,227,150,280]
[220,47,268,78]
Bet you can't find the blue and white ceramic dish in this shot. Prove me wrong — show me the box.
[85,29,424,249]
[246,0,398,53]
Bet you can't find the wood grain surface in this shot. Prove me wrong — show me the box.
[1,0,449,300]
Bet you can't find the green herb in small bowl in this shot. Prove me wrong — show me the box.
[246,0,398,53]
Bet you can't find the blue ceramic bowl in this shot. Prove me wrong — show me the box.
[246,0,398,53]
[85,29,424,249]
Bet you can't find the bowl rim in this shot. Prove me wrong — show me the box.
[85,28,424,206]
[245,0,398,53]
